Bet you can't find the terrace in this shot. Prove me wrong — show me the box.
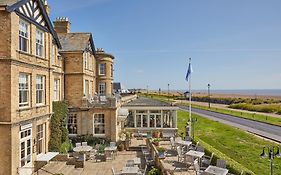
[35,135,231,175]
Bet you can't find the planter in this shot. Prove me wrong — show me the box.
[118,143,125,151]
[153,131,161,138]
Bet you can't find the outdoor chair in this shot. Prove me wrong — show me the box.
[126,160,134,167]
[145,154,155,166]
[194,159,205,175]
[75,142,81,147]
[141,146,150,156]
[216,159,227,168]
[137,165,147,175]
[173,161,189,171]
[176,146,184,162]
[82,142,88,146]
[105,150,114,161]
[110,142,116,147]
[184,155,195,167]
[87,150,97,160]
[202,153,214,168]
[111,166,122,175]
[170,137,176,150]
[196,145,205,153]
[189,141,199,151]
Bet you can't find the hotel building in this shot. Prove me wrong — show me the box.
[0,0,63,174]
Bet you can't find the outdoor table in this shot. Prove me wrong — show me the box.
[175,140,192,151]
[205,165,229,175]
[73,145,93,152]
[175,140,192,147]
[122,166,139,175]
[185,150,205,166]
[105,146,118,159]
[133,157,141,166]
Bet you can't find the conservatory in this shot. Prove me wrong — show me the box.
[122,97,178,133]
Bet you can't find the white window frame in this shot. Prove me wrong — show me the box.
[99,63,106,75]
[20,127,32,167]
[84,51,89,70]
[53,79,60,101]
[84,80,89,96]
[36,124,44,155]
[19,19,29,52]
[51,44,56,65]
[68,114,77,135]
[36,29,44,57]
[99,82,106,95]
[19,73,30,108]
[36,75,45,105]
[93,114,105,135]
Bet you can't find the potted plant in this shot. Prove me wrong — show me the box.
[153,138,161,146]
[153,130,161,138]
[157,147,166,158]
[148,167,161,175]
[117,142,125,151]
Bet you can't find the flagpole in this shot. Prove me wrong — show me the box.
[188,58,192,139]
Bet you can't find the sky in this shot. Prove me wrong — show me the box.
[48,0,281,90]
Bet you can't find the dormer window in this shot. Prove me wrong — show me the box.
[19,20,29,52]
[36,29,44,57]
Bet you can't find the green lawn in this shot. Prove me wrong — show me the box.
[177,110,281,175]
[180,103,281,127]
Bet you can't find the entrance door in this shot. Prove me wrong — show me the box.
[19,128,33,175]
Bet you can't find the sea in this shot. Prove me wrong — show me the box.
[171,89,281,97]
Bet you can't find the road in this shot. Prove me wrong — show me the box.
[179,105,281,142]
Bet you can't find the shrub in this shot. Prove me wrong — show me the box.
[49,101,69,152]
[148,167,161,175]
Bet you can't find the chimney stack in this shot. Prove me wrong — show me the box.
[53,17,71,34]
[43,0,50,15]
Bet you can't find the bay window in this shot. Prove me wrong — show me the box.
[94,114,105,135]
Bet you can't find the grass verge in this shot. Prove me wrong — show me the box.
[177,110,281,175]
[180,102,281,127]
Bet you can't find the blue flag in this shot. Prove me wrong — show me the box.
[185,63,193,82]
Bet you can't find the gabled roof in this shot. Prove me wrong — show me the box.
[58,33,96,55]
[2,0,61,48]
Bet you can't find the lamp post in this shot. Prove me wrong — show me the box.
[146,85,149,95]
[207,84,211,108]
[168,83,170,103]
[260,146,281,175]
[188,117,197,141]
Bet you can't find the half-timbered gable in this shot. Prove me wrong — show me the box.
[6,0,61,48]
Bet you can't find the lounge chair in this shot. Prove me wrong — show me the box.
[194,159,205,175]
